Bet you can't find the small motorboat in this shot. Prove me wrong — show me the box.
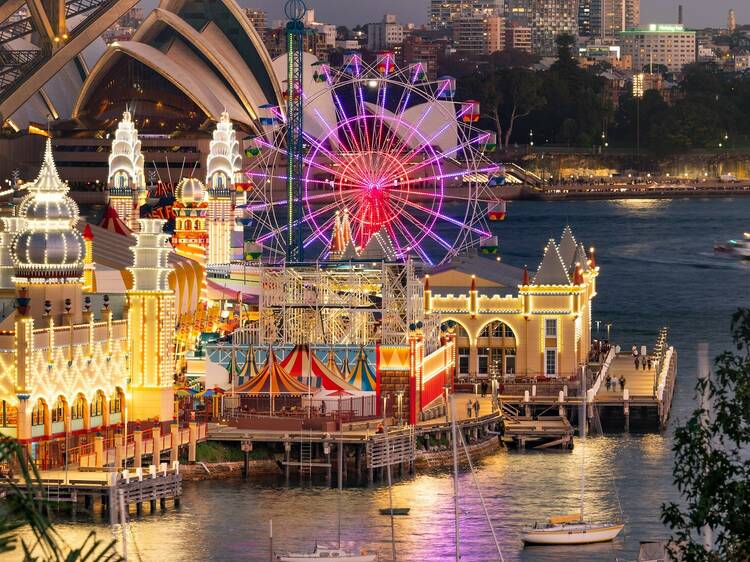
[715,233,750,258]
[276,545,376,562]
[522,514,624,545]
[379,507,410,516]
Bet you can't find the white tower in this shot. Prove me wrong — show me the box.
[127,218,175,421]
[206,111,241,266]
[107,110,146,232]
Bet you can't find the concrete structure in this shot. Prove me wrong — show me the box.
[619,24,697,73]
[602,0,640,39]
[73,0,284,134]
[367,14,405,51]
[425,226,597,379]
[578,0,602,37]
[0,0,139,128]
[401,35,444,79]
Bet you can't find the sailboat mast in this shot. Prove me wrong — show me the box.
[580,367,586,521]
[450,394,461,561]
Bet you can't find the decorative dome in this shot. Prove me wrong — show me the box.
[12,139,84,282]
[176,177,206,204]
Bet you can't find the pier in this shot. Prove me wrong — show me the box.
[1,463,182,514]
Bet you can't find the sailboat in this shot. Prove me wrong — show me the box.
[521,384,624,545]
[276,396,376,562]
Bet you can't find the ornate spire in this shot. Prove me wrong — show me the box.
[206,111,241,193]
[12,139,84,283]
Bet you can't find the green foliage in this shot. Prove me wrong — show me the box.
[661,310,750,561]
[195,440,243,462]
[0,438,122,561]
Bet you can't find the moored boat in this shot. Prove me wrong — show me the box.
[521,514,624,545]
[276,546,376,562]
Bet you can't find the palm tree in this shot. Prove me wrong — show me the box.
[0,438,122,561]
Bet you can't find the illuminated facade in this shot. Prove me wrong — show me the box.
[172,178,208,257]
[0,142,176,462]
[107,110,146,232]
[425,226,598,379]
[205,112,241,266]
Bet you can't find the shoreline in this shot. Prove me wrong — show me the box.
[181,435,503,482]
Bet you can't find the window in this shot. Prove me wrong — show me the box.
[31,399,46,426]
[478,347,489,374]
[71,396,85,420]
[51,397,66,423]
[545,318,557,338]
[0,400,17,427]
[109,392,122,414]
[458,347,470,374]
[545,348,557,376]
[90,393,105,417]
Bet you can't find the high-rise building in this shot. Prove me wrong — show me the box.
[429,0,501,31]
[367,14,405,51]
[505,24,532,52]
[728,9,736,32]
[504,0,578,56]
[245,9,266,41]
[401,35,446,79]
[619,24,696,73]
[602,0,640,39]
[487,15,505,53]
[578,0,602,36]
[451,13,499,55]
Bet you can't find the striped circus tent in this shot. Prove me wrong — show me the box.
[340,354,351,381]
[280,344,360,392]
[238,346,259,383]
[348,347,377,392]
[225,348,241,384]
[326,349,342,379]
[98,204,132,235]
[236,348,309,394]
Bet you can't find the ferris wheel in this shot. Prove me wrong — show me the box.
[243,52,506,266]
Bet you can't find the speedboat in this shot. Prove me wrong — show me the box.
[276,546,376,562]
[522,514,624,545]
[715,233,750,258]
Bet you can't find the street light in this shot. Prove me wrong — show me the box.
[633,74,645,160]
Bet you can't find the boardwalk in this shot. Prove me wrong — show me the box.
[596,354,658,401]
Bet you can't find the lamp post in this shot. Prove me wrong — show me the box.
[396,390,404,427]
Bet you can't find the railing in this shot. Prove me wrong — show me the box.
[655,347,675,402]
[590,347,616,398]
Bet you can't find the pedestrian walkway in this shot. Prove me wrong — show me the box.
[597,354,657,399]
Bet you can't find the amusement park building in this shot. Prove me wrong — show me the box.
[426,226,598,379]
[0,141,177,464]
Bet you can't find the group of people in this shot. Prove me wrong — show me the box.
[632,345,652,371]
[589,339,613,363]
[466,399,481,419]
[605,374,626,392]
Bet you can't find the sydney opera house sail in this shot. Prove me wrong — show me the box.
[72,0,284,134]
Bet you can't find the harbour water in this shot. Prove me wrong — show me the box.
[32,198,750,561]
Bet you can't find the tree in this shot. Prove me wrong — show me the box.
[499,69,545,149]
[488,48,538,69]
[662,309,750,561]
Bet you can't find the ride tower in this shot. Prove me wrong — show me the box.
[285,0,308,263]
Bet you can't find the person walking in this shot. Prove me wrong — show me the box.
[619,375,626,391]
[605,375,611,391]
[647,357,653,370]
[634,355,640,370]
[466,399,473,420]
[473,399,480,418]
[641,355,647,371]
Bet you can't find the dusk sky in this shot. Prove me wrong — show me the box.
[139,1,748,29]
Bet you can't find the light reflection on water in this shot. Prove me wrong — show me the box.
[14,197,750,561]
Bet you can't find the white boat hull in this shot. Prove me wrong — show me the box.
[276,553,376,562]
[522,523,624,545]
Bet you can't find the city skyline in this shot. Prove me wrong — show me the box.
[202,0,750,28]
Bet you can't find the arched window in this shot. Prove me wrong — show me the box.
[109,391,122,415]
[31,399,47,427]
[479,320,515,339]
[215,174,224,189]
[453,324,469,338]
[0,400,17,428]
[117,173,127,189]
[90,392,105,418]
[194,219,201,230]
[51,396,66,424]
[185,220,191,231]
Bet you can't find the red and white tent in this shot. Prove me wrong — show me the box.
[280,344,360,392]
[98,204,132,236]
